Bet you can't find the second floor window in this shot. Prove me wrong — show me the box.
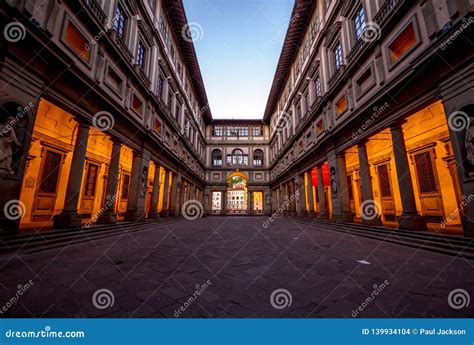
[334,43,343,70]
[156,74,164,98]
[211,150,222,167]
[354,6,366,40]
[212,126,223,136]
[136,40,146,69]
[114,4,126,38]
[315,77,322,97]
[252,126,263,136]
[253,150,264,167]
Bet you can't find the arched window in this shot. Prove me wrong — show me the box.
[211,149,222,167]
[227,149,248,166]
[253,149,264,167]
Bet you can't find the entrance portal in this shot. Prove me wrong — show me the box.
[227,172,248,214]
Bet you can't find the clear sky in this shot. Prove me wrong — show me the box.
[182,0,294,119]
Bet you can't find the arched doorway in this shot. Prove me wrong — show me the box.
[227,171,248,214]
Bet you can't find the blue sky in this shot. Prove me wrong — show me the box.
[183,0,294,119]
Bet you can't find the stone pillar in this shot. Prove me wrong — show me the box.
[295,174,305,217]
[327,151,353,222]
[97,140,121,224]
[160,170,170,217]
[317,164,328,220]
[390,124,427,230]
[264,189,272,215]
[357,142,382,225]
[170,172,182,217]
[124,150,150,221]
[53,122,90,229]
[148,164,161,219]
[221,190,227,215]
[306,171,316,217]
[440,78,474,237]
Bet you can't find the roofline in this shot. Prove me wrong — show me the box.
[163,0,213,122]
[262,0,316,123]
[210,119,266,125]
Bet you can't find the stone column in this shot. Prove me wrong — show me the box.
[390,124,427,230]
[221,190,227,215]
[170,172,182,217]
[358,142,382,225]
[97,140,121,224]
[306,171,316,217]
[148,164,161,219]
[327,151,353,222]
[295,174,305,217]
[317,164,328,220]
[124,150,150,221]
[53,122,90,229]
[160,170,170,217]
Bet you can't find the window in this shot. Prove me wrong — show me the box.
[212,126,223,136]
[334,43,343,70]
[228,149,248,166]
[132,94,143,115]
[154,119,162,134]
[315,77,322,97]
[335,94,347,117]
[83,163,99,197]
[121,173,131,200]
[136,40,146,70]
[253,149,264,167]
[227,126,248,137]
[64,22,90,61]
[354,6,366,40]
[377,164,392,197]
[211,149,222,167]
[113,4,126,38]
[38,150,63,194]
[156,74,164,98]
[252,126,263,136]
[414,151,438,193]
[388,22,418,64]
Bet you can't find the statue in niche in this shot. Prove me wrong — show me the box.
[0,116,20,174]
[465,116,474,177]
[330,166,338,196]
[141,166,148,196]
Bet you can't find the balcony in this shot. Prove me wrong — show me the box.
[374,0,403,27]
[108,30,133,64]
[81,0,109,28]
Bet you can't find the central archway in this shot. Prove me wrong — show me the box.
[227,171,248,214]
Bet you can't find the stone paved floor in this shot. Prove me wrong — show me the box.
[0,216,473,318]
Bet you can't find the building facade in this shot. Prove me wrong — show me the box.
[1,0,473,237]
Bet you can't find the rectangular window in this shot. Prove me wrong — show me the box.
[113,4,126,38]
[136,40,146,70]
[121,173,131,200]
[335,94,347,116]
[252,126,263,136]
[156,74,164,98]
[315,77,322,97]
[38,150,62,194]
[83,163,99,197]
[334,43,343,70]
[414,151,438,193]
[132,94,143,115]
[212,126,223,136]
[388,23,417,64]
[64,22,90,61]
[354,6,366,40]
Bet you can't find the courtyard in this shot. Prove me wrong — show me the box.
[0,217,472,318]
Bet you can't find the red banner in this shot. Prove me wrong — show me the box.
[311,163,330,187]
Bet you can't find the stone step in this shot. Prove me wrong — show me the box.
[0,218,180,255]
[294,219,474,260]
